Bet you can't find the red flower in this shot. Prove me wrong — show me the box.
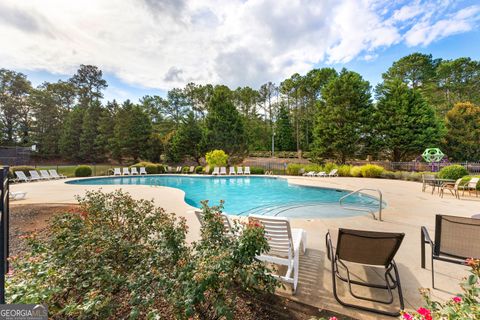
[452,296,462,303]
[328,317,338,320]
[417,307,432,320]
[403,313,413,320]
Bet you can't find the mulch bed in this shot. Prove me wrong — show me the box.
[9,204,354,320]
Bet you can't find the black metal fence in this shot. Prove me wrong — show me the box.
[0,166,9,303]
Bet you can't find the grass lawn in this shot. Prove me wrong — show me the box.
[35,164,113,177]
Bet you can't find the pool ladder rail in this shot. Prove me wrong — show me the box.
[339,188,383,221]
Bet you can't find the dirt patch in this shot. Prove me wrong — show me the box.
[9,204,78,256]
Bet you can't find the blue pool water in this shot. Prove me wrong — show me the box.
[67,176,383,218]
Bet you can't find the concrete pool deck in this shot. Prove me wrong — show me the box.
[10,175,480,319]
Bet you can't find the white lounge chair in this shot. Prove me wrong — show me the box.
[176,166,182,173]
[48,169,66,179]
[248,215,307,294]
[204,166,210,174]
[189,166,195,174]
[315,171,326,177]
[113,168,122,176]
[303,171,315,177]
[244,166,251,175]
[229,167,236,175]
[139,167,147,175]
[237,167,244,175]
[192,209,232,233]
[328,169,338,177]
[220,167,227,175]
[131,167,139,175]
[122,168,130,175]
[10,191,27,200]
[462,177,479,197]
[29,170,44,181]
[39,170,53,179]
[212,167,220,175]
[15,171,30,183]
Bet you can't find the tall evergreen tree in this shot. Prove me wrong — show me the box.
[443,102,480,161]
[203,86,246,155]
[59,107,85,160]
[374,79,444,161]
[275,104,295,151]
[313,69,373,163]
[79,102,104,161]
[167,112,204,163]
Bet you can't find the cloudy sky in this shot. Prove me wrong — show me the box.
[1,0,479,101]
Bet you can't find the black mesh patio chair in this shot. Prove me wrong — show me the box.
[326,229,405,317]
[421,215,480,288]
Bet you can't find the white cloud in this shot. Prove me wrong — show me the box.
[0,0,478,91]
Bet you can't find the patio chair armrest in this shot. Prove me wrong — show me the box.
[325,231,334,262]
[420,226,434,269]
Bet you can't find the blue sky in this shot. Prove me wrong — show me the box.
[1,0,479,102]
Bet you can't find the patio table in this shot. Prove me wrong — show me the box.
[423,178,456,194]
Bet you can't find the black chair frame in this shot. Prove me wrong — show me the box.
[326,232,405,317]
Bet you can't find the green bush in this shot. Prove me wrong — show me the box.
[286,164,304,175]
[182,166,190,173]
[380,171,396,179]
[195,166,203,174]
[438,165,469,180]
[10,166,35,179]
[303,164,323,173]
[350,166,362,177]
[337,165,352,177]
[360,164,385,178]
[250,167,265,174]
[74,165,92,177]
[144,164,157,174]
[323,162,337,173]
[205,150,229,167]
[7,191,277,319]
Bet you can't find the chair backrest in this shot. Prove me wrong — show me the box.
[468,177,479,188]
[204,166,210,174]
[212,167,219,174]
[329,169,338,175]
[29,170,41,179]
[114,168,121,175]
[335,228,404,267]
[40,170,50,178]
[244,166,251,174]
[189,166,195,173]
[193,210,232,232]
[453,178,463,189]
[176,166,182,172]
[15,171,28,180]
[131,167,138,174]
[220,167,227,174]
[434,215,480,259]
[122,168,130,174]
[249,215,293,258]
[423,174,435,182]
[48,169,60,177]
[229,167,235,174]
[139,167,147,174]
[237,167,243,174]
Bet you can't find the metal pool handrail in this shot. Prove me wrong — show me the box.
[339,188,383,221]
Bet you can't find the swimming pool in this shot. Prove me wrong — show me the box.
[67,176,384,218]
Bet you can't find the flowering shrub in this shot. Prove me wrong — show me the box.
[206,149,229,167]
[402,258,480,319]
[7,191,277,319]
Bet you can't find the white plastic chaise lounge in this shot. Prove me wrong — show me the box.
[189,166,195,174]
[122,168,130,175]
[139,167,147,175]
[303,171,315,177]
[315,171,327,177]
[229,167,236,175]
[29,170,45,181]
[130,167,139,175]
[176,166,182,173]
[237,167,244,175]
[212,167,220,175]
[48,169,66,179]
[192,209,233,234]
[10,191,27,200]
[244,167,251,175]
[248,215,307,294]
[15,171,31,183]
[39,170,53,180]
[113,168,122,176]
[328,169,338,177]
[220,167,227,175]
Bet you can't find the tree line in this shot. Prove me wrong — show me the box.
[0,52,479,164]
